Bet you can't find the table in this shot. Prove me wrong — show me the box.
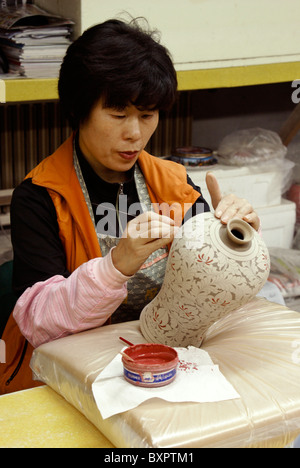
[0,386,114,448]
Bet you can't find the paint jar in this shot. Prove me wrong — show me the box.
[121,343,179,387]
[170,146,215,167]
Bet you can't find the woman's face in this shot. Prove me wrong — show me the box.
[78,99,159,183]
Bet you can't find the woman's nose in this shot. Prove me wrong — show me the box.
[123,118,142,141]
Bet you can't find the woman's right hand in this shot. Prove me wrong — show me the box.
[111,211,178,277]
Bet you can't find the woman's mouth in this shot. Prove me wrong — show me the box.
[119,151,139,160]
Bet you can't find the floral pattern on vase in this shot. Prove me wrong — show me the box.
[140,212,270,347]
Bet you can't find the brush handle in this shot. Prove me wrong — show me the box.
[119,336,134,347]
[120,351,135,362]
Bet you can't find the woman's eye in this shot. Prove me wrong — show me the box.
[142,113,154,120]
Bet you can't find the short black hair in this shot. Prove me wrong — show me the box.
[58,19,178,129]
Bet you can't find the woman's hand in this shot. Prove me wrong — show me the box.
[206,172,260,231]
[111,211,178,276]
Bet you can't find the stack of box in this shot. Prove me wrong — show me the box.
[186,164,296,249]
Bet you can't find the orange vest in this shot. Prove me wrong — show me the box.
[0,135,201,394]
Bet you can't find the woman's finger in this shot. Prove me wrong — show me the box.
[134,211,175,226]
[206,172,223,210]
[243,212,261,231]
[125,212,175,240]
[218,198,253,222]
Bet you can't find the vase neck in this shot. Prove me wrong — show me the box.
[226,218,254,245]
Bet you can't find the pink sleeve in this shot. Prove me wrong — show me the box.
[13,249,131,348]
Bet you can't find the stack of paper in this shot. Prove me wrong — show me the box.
[0,4,74,78]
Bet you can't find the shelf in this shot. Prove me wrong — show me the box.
[1,61,300,103]
[177,61,300,90]
[2,78,59,103]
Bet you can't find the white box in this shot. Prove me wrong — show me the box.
[186,166,295,248]
[256,200,296,249]
[186,164,282,209]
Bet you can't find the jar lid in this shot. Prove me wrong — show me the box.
[170,146,216,167]
[172,146,212,157]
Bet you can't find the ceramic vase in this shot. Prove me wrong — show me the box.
[140,212,270,347]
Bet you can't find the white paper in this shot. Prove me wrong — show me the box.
[92,346,240,420]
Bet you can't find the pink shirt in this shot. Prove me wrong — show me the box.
[13,248,131,348]
[14,223,262,349]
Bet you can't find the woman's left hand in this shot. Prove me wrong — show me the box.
[205,172,260,231]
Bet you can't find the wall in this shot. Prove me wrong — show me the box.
[36,0,300,71]
[191,82,300,182]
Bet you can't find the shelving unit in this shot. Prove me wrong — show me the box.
[2,60,300,103]
[1,0,299,102]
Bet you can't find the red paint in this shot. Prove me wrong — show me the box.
[123,344,177,366]
[178,360,199,372]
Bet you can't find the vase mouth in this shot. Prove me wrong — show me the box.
[226,218,254,245]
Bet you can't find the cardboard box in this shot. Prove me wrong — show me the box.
[257,199,296,249]
[186,164,282,209]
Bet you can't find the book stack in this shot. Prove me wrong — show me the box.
[0,3,74,78]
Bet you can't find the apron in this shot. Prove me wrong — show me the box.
[73,146,168,323]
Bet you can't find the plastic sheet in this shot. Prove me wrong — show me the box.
[218,128,287,165]
[30,298,300,448]
[217,128,294,194]
[268,248,300,298]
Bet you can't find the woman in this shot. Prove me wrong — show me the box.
[0,19,259,394]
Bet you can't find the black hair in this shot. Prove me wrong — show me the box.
[58,18,178,129]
